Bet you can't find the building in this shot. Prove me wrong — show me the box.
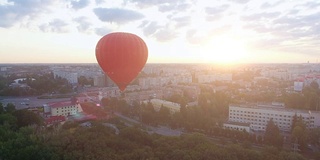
[45,116,66,126]
[223,121,251,132]
[261,69,292,80]
[124,89,164,104]
[144,99,181,114]
[294,80,304,92]
[227,103,320,132]
[138,74,192,89]
[196,73,232,83]
[45,100,83,117]
[53,70,78,84]
[93,74,106,87]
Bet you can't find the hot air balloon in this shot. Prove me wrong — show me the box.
[95,32,148,91]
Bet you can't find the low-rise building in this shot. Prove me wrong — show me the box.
[45,116,66,126]
[45,100,83,117]
[223,121,251,133]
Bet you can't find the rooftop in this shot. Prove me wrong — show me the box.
[224,121,250,127]
[230,103,320,114]
[47,101,77,108]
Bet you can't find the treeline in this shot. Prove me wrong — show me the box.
[0,107,309,160]
[102,91,229,131]
[0,73,72,96]
[102,90,320,154]
[284,81,320,110]
[233,79,320,111]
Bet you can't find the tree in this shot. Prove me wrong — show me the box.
[308,128,320,145]
[78,76,93,86]
[291,114,298,132]
[310,81,319,91]
[5,103,16,113]
[158,106,170,123]
[291,115,307,152]
[0,113,17,128]
[0,102,4,114]
[12,109,43,128]
[264,118,283,148]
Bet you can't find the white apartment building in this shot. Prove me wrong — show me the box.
[294,81,304,92]
[228,104,320,132]
[144,99,181,114]
[53,70,78,84]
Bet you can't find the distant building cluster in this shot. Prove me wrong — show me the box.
[3,63,320,134]
[196,73,232,83]
[293,74,320,92]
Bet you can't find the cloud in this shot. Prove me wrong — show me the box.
[205,5,229,15]
[127,0,191,12]
[243,10,320,57]
[241,12,281,21]
[93,8,144,24]
[0,0,52,28]
[70,0,90,10]
[299,1,320,9]
[153,28,178,42]
[127,0,178,8]
[205,5,229,21]
[168,15,191,29]
[260,1,282,9]
[95,0,105,5]
[140,21,161,36]
[139,20,177,42]
[228,0,250,4]
[94,27,112,36]
[39,19,69,33]
[73,16,92,33]
[158,2,191,12]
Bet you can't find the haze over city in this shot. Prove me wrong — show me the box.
[1,0,320,64]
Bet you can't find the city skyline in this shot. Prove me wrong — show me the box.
[0,0,320,64]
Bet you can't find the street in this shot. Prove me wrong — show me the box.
[0,96,70,110]
[114,112,183,136]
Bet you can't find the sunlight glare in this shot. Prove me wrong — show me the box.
[200,35,248,64]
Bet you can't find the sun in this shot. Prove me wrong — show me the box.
[200,35,248,64]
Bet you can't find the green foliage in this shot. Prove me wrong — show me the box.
[0,102,4,114]
[0,73,72,96]
[12,109,43,128]
[78,76,93,86]
[284,82,320,110]
[291,115,308,152]
[5,103,16,113]
[0,113,17,129]
[0,113,309,160]
[264,119,283,148]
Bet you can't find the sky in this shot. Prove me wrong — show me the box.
[0,0,319,64]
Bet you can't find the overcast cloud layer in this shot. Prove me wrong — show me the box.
[1,0,320,62]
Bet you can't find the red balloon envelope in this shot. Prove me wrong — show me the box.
[95,32,148,91]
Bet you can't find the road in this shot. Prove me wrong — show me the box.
[114,112,183,137]
[0,96,70,110]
